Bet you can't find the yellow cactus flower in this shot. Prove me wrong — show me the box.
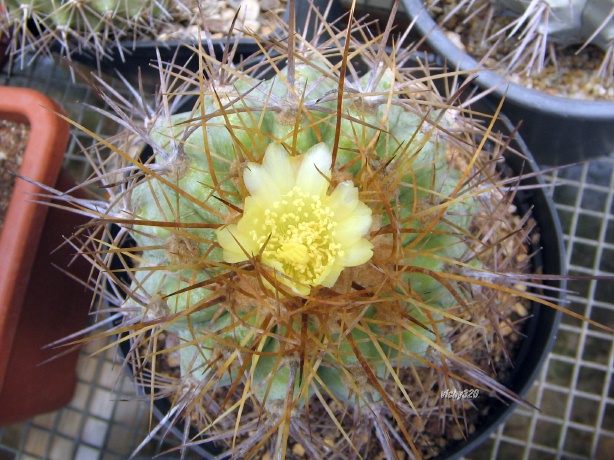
[216,142,374,296]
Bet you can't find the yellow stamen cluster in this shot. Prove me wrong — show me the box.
[216,142,373,296]
[254,186,343,285]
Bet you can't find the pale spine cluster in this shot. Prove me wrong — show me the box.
[494,0,614,49]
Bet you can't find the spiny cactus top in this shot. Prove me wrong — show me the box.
[493,0,614,49]
[2,0,165,59]
[58,11,556,459]
[428,0,614,83]
[0,0,275,66]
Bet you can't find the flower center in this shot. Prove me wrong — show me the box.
[279,242,310,265]
[249,186,342,286]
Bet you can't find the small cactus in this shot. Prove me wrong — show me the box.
[48,3,579,458]
[431,0,614,83]
[1,0,171,63]
[0,0,277,68]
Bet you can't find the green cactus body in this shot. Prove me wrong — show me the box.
[116,48,481,420]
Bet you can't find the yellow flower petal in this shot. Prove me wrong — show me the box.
[261,143,296,195]
[262,259,311,296]
[336,238,374,267]
[328,182,360,218]
[237,196,267,233]
[295,143,332,196]
[318,264,344,288]
[334,209,372,245]
[243,163,281,198]
[217,225,258,262]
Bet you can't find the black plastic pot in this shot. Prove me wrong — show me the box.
[102,9,566,452]
[402,0,614,166]
[114,91,565,460]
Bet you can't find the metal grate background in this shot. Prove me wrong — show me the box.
[1,41,613,460]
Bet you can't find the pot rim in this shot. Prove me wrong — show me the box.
[0,86,70,389]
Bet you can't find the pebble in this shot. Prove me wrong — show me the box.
[240,0,260,22]
[513,301,528,317]
[498,321,513,337]
[292,443,305,456]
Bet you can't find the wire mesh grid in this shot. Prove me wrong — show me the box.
[465,158,614,459]
[0,45,613,460]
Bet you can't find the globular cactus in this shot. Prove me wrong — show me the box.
[52,4,566,459]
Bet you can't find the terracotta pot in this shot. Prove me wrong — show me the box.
[0,87,90,425]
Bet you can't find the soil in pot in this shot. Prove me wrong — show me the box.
[155,0,289,40]
[0,119,29,229]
